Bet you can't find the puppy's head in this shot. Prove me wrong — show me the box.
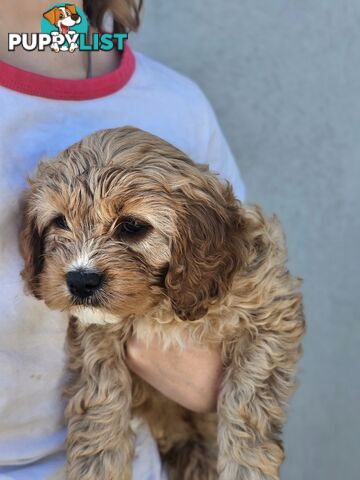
[20,127,248,323]
[43,5,81,32]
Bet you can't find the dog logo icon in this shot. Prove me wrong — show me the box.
[43,4,81,35]
[8,3,128,53]
[42,3,87,52]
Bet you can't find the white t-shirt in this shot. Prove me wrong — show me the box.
[0,45,245,480]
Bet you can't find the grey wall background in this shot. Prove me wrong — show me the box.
[130,1,360,479]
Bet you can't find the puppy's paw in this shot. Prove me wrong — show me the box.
[50,43,60,52]
[69,43,78,53]
[68,453,132,480]
[219,461,278,480]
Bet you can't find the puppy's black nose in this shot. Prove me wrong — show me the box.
[71,14,80,21]
[66,270,103,299]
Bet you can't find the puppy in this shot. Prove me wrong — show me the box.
[19,127,305,480]
[43,4,81,52]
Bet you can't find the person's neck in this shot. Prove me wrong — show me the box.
[0,0,119,79]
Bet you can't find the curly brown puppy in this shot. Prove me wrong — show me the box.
[19,127,305,480]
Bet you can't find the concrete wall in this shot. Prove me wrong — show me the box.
[130,1,360,479]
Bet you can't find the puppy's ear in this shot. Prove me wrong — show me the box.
[165,181,248,321]
[43,8,57,25]
[66,4,77,15]
[19,195,44,300]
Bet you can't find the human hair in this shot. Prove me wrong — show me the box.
[83,0,143,34]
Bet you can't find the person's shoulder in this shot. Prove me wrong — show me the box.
[132,51,209,109]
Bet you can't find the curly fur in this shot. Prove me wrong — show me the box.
[19,127,305,480]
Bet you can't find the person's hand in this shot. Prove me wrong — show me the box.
[125,335,223,413]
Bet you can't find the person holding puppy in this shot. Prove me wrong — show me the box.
[0,1,245,478]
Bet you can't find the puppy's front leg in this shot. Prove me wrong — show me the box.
[217,332,302,480]
[65,319,133,480]
[69,42,78,53]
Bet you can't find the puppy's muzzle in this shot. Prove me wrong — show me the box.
[66,270,103,299]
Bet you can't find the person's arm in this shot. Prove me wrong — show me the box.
[125,335,223,413]
[199,91,246,203]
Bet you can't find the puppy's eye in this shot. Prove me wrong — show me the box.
[116,218,151,239]
[53,215,70,230]
[59,13,64,19]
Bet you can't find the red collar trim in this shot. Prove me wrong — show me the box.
[0,44,135,101]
